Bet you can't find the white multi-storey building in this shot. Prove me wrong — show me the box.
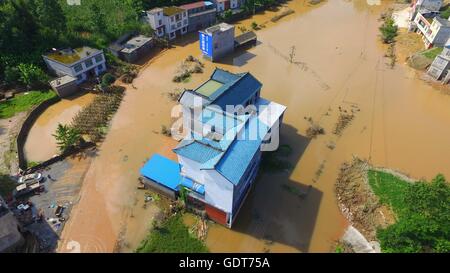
[42,47,106,84]
[146,6,189,40]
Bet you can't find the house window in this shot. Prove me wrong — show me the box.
[73,63,83,73]
[85,58,93,68]
[171,17,174,22]
[94,54,103,63]
[158,19,162,26]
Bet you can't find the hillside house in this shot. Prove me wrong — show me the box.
[414,14,450,48]
[140,68,286,227]
[180,1,217,32]
[427,47,450,82]
[146,6,188,40]
[410,0,443,21]
[43,47,106,84]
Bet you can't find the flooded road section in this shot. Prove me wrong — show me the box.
[58,0,450,253]
[24,93,95,162]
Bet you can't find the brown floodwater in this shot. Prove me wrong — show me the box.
[24,93,95,162]
[57,0,450,253]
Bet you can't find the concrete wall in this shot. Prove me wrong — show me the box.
[211,27,235,61]
[16,96,61,170]
[178,155,207,185]
[52,81,79,98]
[204,169,234,215]
[188,11,217,32]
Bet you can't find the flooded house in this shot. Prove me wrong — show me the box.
[199,23,235,61]
[43,47,106,85]
[427,47,450,82]
[146,6,188,40]
[179,1,217,33]
[214,0,239,12]
[140,68,286,227]
[413,14,450,48]
[109,34,153,63]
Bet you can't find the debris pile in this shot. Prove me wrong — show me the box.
[305,116,325,138]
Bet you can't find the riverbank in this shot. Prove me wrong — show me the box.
[335,157,449,253]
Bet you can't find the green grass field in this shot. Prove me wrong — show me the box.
[367,170,410,217]
[420,47,443,60]
[0,90,57,119]
[136,214,208,253]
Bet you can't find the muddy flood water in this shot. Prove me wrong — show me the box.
[56,0,450,253]
[24,93,95,162]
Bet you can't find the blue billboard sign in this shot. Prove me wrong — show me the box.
[199,32,213,58]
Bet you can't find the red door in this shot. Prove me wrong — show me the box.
[225,0,230,10]
[205,204,227,226]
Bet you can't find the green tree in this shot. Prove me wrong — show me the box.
[52,123,81,153]
[35,0,67,43]
[17,63,48,89]
[379,17,398,44]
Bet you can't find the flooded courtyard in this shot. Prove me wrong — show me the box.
[57,0,450,253]
[24,93,96,162]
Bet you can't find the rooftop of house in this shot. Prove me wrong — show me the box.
[49,75,77,88]
[140,154,205,195]
[184,68,262,109]
[121,35,153,54]
[163,6,186,16]
[434,16,450,27]
[180,1,214,10]
[44,47,102,65]
[204,23,235,35]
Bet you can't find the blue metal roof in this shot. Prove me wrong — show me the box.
[140,154,181,191]
[211,68,241,85]
[174,140,223,164]
[214,73,262,109]
[216,117,269,185]
[193,68,261,108]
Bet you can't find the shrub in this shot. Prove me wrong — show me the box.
[379,17,398,44]
[17,63,49,89]
[370,172,450,253]
[3,66,20,85]
[101,73,116,87]
[136,214,208,253]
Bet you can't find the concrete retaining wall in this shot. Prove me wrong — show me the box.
[16,96,61,170]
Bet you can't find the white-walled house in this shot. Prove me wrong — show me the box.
[42,47,106,84]
[146,6,188,40]
[214,0,239,12]
[140,68,286,227]
[414,13,450,48]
